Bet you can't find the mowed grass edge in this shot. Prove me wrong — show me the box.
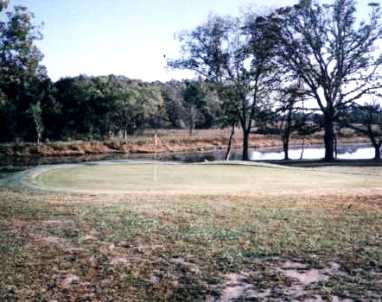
[16,162,382,195]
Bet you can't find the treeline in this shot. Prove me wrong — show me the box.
[36,76,222,141]
[0,4,222,144]
[1,1,382,161]
[1,74,223,142]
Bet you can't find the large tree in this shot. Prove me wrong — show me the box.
[0,5,48,142]
[269,0,382,161]
[170,15,279,160]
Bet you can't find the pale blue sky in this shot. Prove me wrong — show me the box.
[9,0,379,82]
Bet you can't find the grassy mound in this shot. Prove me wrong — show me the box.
[22,162,382,195]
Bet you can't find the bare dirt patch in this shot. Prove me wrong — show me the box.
[217,260,354,301]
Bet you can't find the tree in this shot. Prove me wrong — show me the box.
[341,102,382,160]
[54,76,101,139]
[217,86,239,160]
[28,101,43,144]
[111,83,164,139]
[277,86,303,160]
[52,75,170,141]
[269,0,382,161]
[160,80,187,128]
[0,5,47,142]
[170,15,279,160]
[182,81,207,136]
[137,85,165,133]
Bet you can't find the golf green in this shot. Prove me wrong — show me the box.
[22,162,382,195]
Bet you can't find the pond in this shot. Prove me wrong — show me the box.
[162,144,377,162]
[0,144,377,172]
[250,144,377,161]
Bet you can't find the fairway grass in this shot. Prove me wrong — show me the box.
[0,163,381,300]
[21,162,382,195]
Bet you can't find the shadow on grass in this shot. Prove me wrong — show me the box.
[264,158,382,168]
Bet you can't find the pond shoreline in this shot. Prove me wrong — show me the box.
[0,129,369,159]
[0,141,376,170]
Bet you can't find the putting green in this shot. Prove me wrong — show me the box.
[21,162,382,195]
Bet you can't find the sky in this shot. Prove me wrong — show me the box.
[9,0,299,82]
[8,0,379,82]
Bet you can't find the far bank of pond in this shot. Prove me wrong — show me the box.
[0,143,379,170]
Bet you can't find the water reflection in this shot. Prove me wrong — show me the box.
[154,145,374,163]
[0,144,377,168]
[250,145,376,161]
[161,144,376,162]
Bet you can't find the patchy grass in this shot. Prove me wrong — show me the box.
[0,165,382,301]
[0,165,382,300]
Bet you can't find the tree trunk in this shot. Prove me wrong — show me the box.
[300,136,305,160]
[334,134,338,160]
[225,124,235,161]
[282,126,290,161]
[242,130,250,161]
[374,144,381,160]
[189,106,195,136]
[283,137,289,160]
[324,119,335,161]
[123,129,127,142]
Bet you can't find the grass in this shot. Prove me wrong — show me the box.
[0,164,381,300]
[23,162,382,195]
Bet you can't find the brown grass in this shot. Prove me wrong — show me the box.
[0,181,381,300]
[0,128,370,157]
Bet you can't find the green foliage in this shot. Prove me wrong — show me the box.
[160,80,221,130]
[160,80,187,128]
[52,75,168,139]
[182,81,208,134]
[0,5,47,142]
